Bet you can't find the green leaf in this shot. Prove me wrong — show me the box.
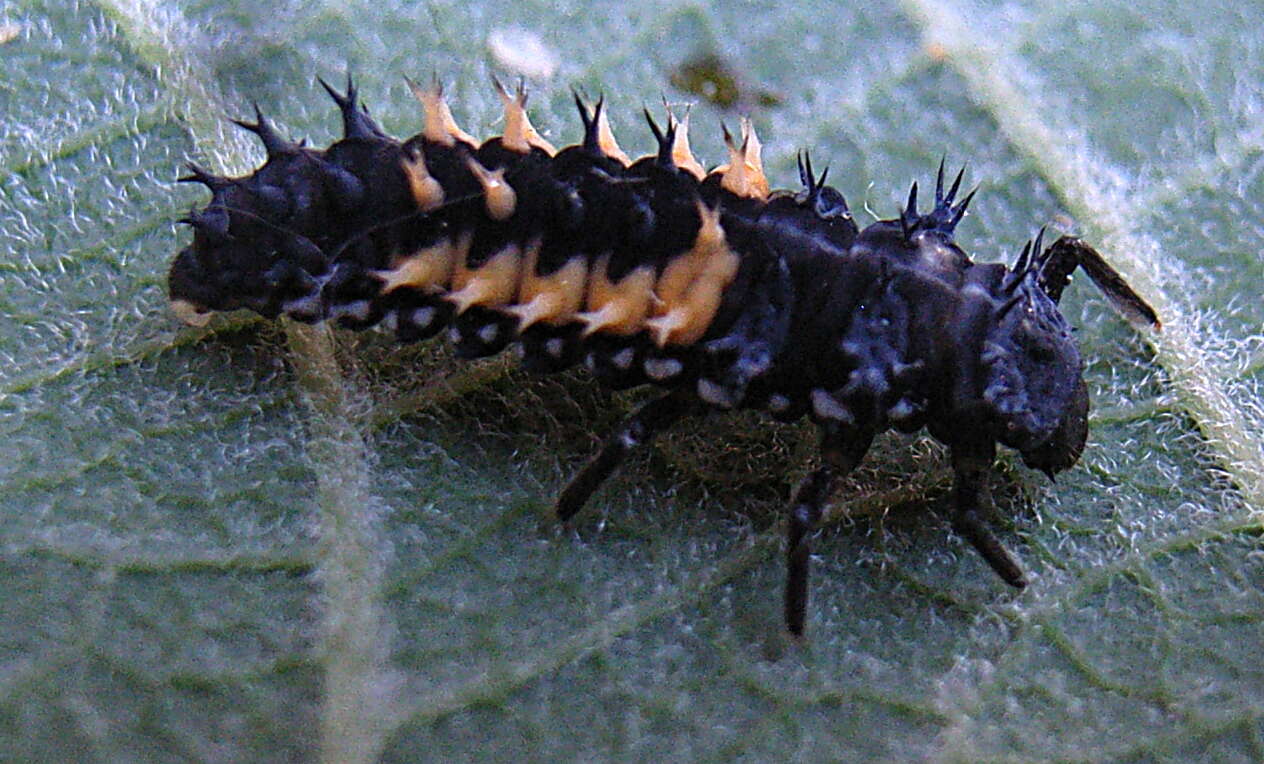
[3,0,1261,760]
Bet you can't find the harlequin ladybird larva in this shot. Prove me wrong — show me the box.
[168,76,1161,636]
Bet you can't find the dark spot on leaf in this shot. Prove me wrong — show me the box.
[669,52,782,111]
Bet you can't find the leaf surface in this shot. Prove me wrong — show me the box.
[2,0,1261,760]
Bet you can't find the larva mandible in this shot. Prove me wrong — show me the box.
[168,76,1161,636]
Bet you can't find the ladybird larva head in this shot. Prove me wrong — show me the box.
[1019,376,1089,479]
[982,278,1084,460]
[170,201,334,322]
[167,244,224,321]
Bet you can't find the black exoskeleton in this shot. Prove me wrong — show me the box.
[169,78,1160,635]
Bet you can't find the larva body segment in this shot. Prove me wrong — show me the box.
[169,77,1160,636]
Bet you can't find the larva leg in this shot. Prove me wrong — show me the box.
[784,466,836,638]
[1036,236,1160,329]
[950,444,1028,588]
[785,427,871,637]
[555,389,697,522]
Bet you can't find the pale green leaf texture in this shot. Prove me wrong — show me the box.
[2,0,1262,761]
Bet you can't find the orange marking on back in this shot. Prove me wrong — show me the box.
[575,255,655,336]
[719,119,769,200]
[719,124,751,198]
[446,244,523,313]
[509,248,588,331]
[595,108,630,166]
[653,200,724,305]
[400,149,445,211]
[493,78,556,156]
[645,276,729,347]
[465,157,517,221]
[647,201,740,347]
[374,238,458,293]
[739,118,769,198]
[407,76,475,147]
[669,107,706,180]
